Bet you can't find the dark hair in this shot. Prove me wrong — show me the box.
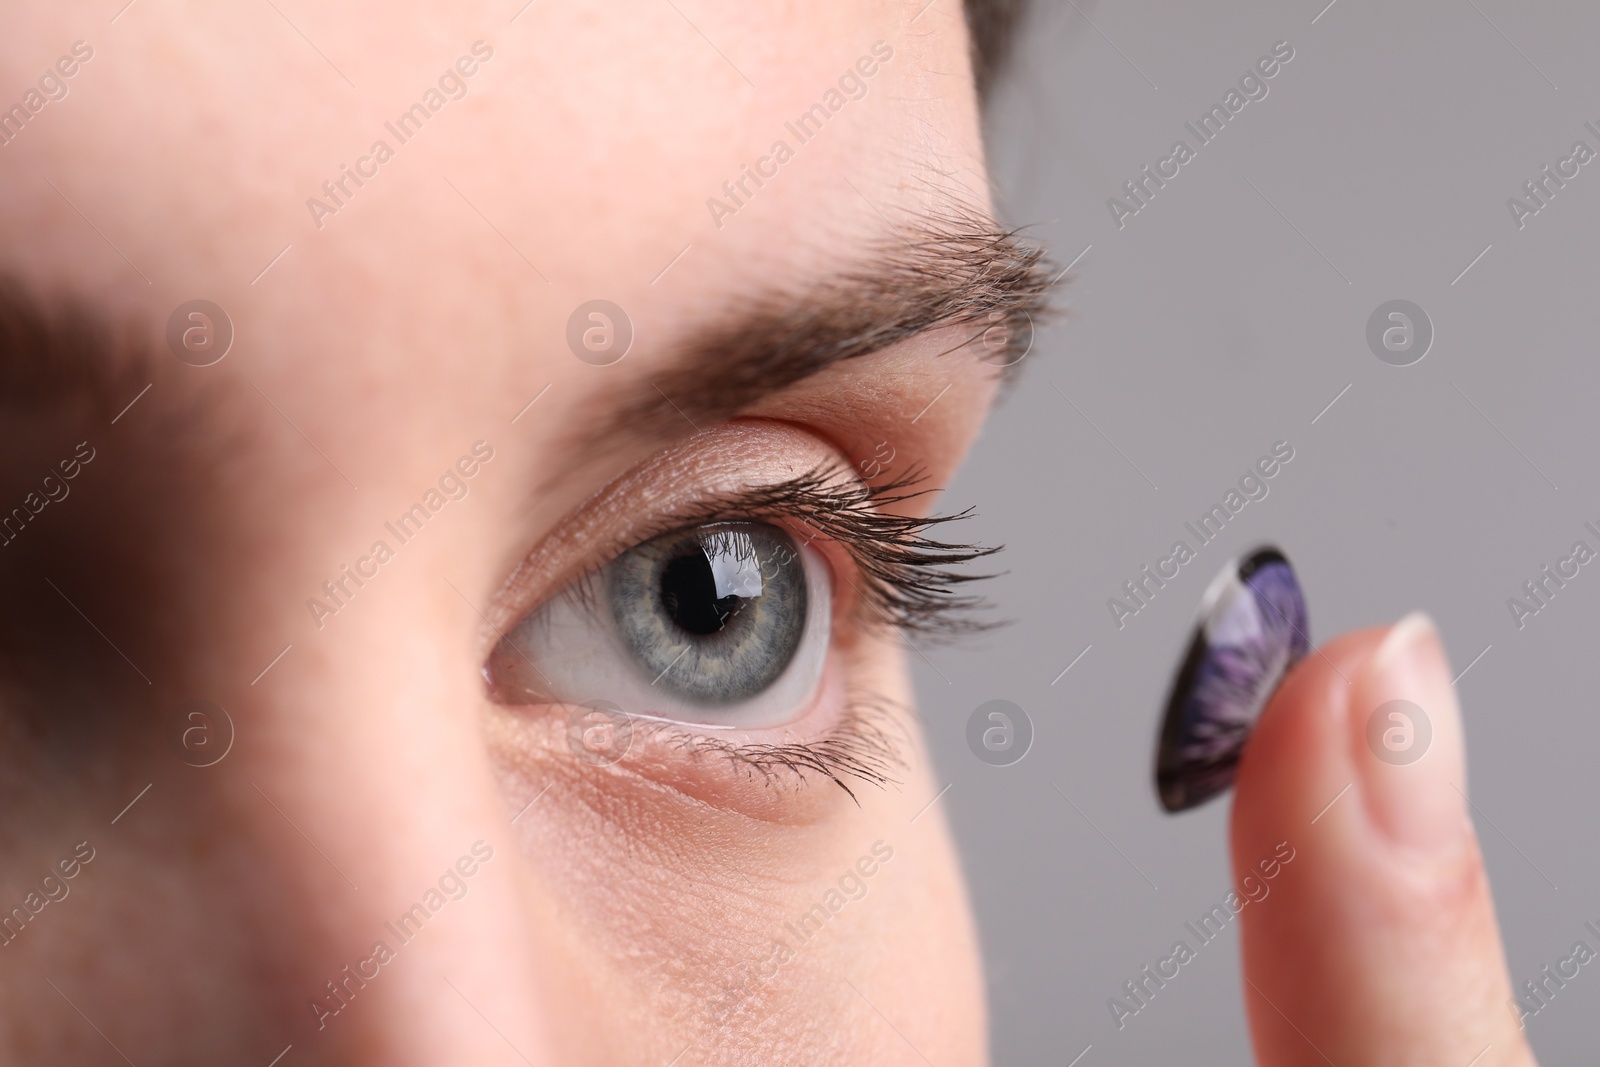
[964,0,1028,99]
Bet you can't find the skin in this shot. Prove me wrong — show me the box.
[0,2,1538,1065]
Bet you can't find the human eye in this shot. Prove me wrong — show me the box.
[481,429,997,798]
[488,519,829,729]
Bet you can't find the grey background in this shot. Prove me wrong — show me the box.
[917,0,1600,1062]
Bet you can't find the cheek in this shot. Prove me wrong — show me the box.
[845,775,987,1061]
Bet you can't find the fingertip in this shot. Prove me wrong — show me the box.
[1229,625,1386,847]
[1228,618,1536,1066]
[1348,611,1472,859]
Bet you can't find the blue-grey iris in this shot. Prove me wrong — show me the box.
[607,522,808,705]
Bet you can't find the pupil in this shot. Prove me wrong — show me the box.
[661,551,743,635]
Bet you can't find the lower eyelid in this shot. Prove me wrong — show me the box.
[490,656,927,832]
[489,657,904,822]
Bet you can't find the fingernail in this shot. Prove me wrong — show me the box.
[1351,612,1469,853]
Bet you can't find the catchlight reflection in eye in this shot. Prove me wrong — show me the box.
[487,521,832,730]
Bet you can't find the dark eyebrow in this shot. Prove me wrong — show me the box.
[0,277,244,472]
[593,204,1056,449]
[0,276,150,418]
[0,203,1056,461]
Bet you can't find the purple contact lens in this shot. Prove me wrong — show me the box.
[1155,546,1309,813]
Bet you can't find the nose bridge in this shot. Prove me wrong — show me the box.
[238,601,556,1066]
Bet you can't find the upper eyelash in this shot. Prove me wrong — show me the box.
[632,460,1003,638]
[554,460,1001,639]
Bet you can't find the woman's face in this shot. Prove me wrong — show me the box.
[0,3,1035,1063]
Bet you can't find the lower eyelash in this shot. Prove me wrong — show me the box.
[641,690,909,802]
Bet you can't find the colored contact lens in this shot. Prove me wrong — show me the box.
[1155,546,1309,813]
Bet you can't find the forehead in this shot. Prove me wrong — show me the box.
[0,3,983,411]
